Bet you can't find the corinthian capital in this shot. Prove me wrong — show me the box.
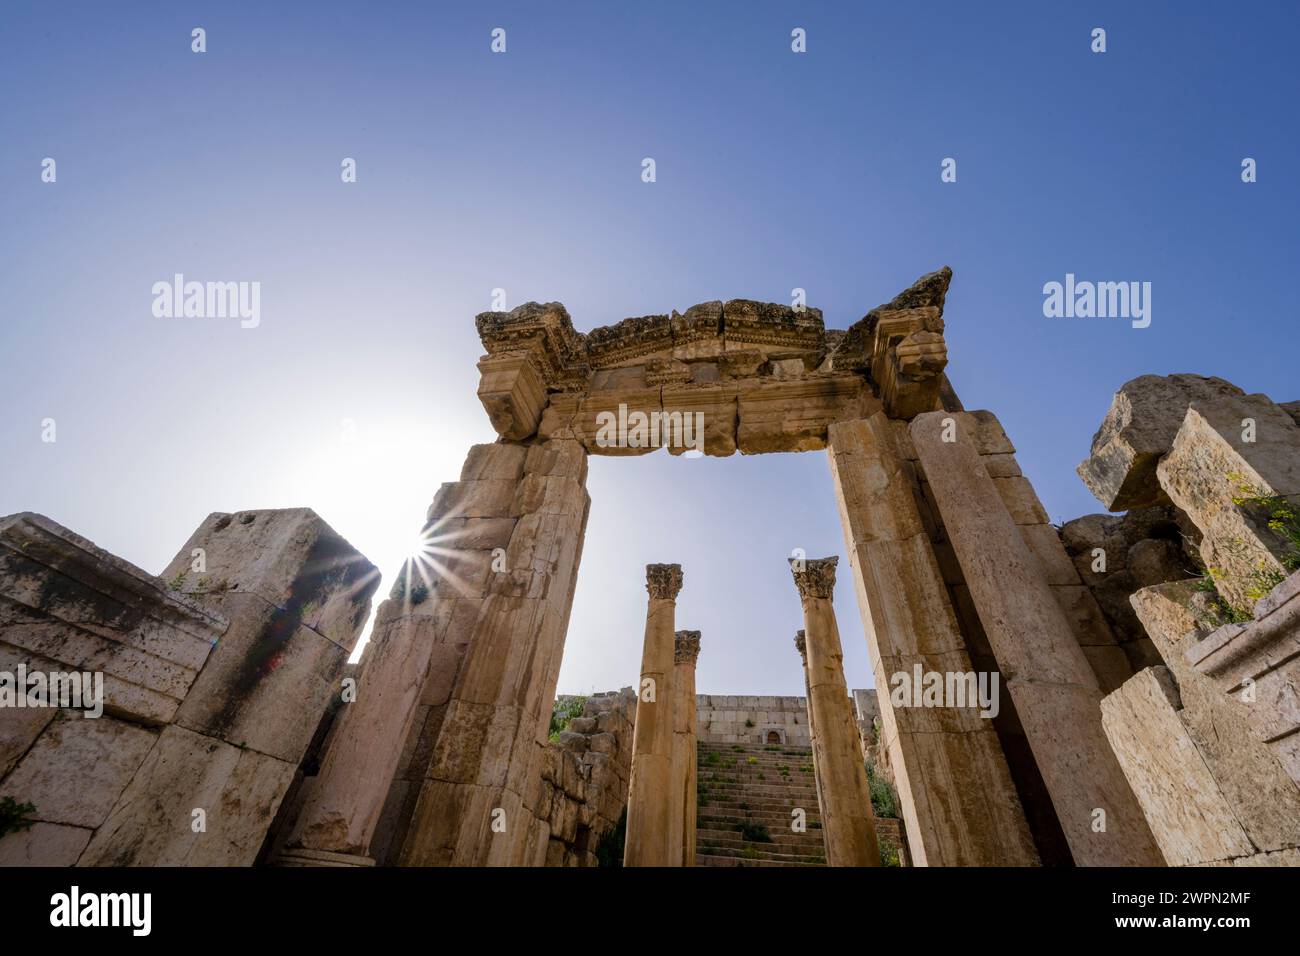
[789,556,837,601]
[674,630,701,665]
[646,563,683,601]
[794,629,807,664]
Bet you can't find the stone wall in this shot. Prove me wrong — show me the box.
[1077,374,1300,867]
[0,510,377,867]
[696,694,811,747]
[541,688,636,866]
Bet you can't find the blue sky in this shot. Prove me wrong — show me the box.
[2,2,1297,697]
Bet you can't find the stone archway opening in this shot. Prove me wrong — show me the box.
[347,266,1160,869]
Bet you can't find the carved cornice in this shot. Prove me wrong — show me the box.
[789,556,838,601]
[674,629,701,665]
[474,270,957,440]
[831,266,952,371]
[646,563,683,601]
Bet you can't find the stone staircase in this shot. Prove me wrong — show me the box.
[695,741,827,867]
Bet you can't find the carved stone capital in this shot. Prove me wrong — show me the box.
[789,556,838,601]
[674,629,701,665]
[794,629,807,664]
[646,563,683,601]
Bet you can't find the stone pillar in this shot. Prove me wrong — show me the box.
[910,411,1162,865]
[794,630,827,837]
[623,563,682,867]
[826,413,1038,865]
[275,594,436,865]
[395,438,590,866]
[789,557,880,867]
[670,629,701,867]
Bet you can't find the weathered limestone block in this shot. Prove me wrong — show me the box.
[1157,403,1300,611]
[279,595,437,860]
[1101,667,1253,866]
[734,376,878,454]
[0,512,227,727]
[826,413,1038,866]
[162,509,379,763]
[911,410,1162,865]
[477,352,547,441]
[0,714,156,830]
[79,723,297,866]
[0,823,92,866]
[1078,374,1247,511]
[1130,581,1300,855]
[1186,570,1300,784]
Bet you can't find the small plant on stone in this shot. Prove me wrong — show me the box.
[1192,568,1253,626]
[730,744,744,752]
[0,797,37,840]
[594,807,626,868]
[799,764,813,774]
[757,772,765,781]
[1230,476,1300,566]
[764,745,781,752]
[703,750,721,766]
[744,719,755,728]
[878,838,901,867]
[737,820,772,843]
[741,845,761,860]
[867,762,899,819]
[547,695,587,743]
[746,756,757,765]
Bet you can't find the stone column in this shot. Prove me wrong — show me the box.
[789,556,881,867]
[827,413,1038,865]
[623,563,683,867]
[395,438,590,867]
[910,410,1162,866]
[275,595,436,865]
[670,629,701,867]
[794,630,827,835]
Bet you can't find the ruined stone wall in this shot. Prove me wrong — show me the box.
[1076,374,1300,867]
[696,694,811,747]
[540,688,636,866]
[0,510,377,867]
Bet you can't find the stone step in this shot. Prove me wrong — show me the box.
[699,792,819,808]
[698,781,815,793]
[695,844,827,866]
[696,853,823,868]
[697,827,825,849]
[698,784,818,800]
[699,803,818,816]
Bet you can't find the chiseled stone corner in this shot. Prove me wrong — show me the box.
[1078,374,1249,512]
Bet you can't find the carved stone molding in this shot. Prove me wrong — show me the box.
[790,556,838,601]
[645,563,683,601]
[473,268,958,442]
[674,629,701,665]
